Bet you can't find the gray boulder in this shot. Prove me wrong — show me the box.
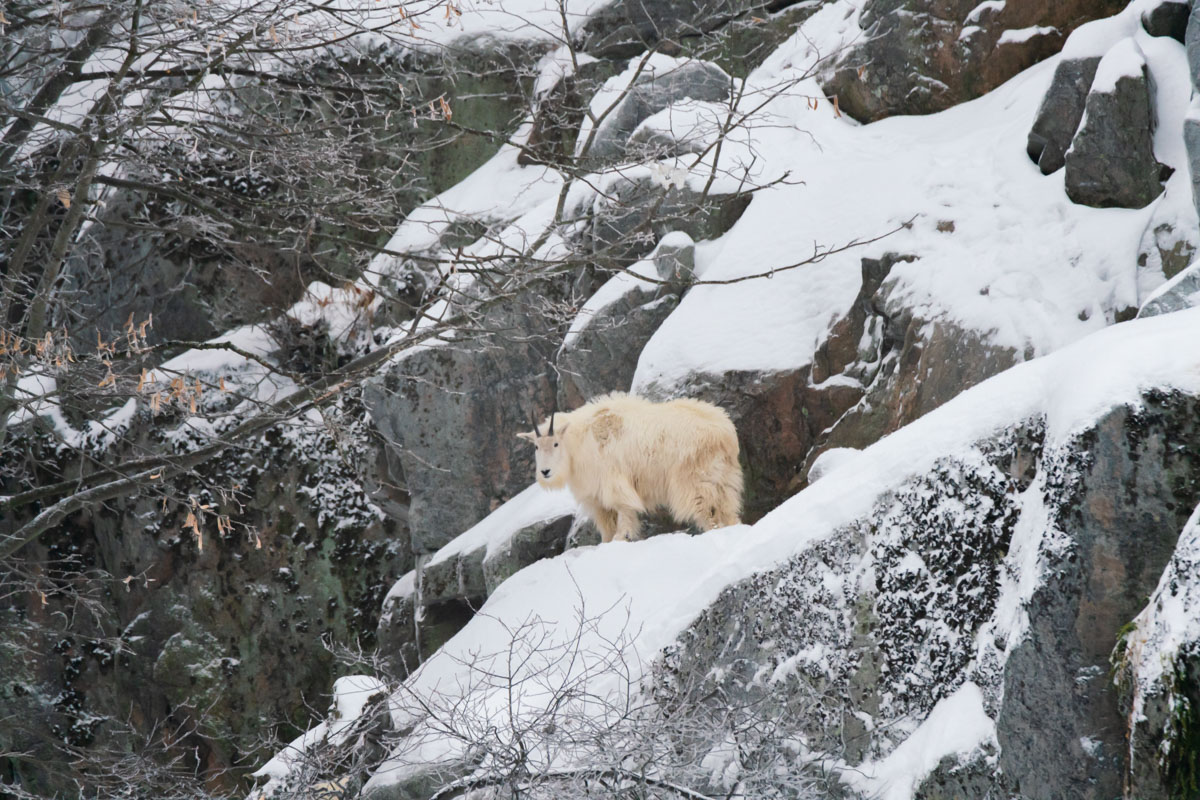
[1138,260,1200,318]
[577,0,791,58]
[1136,193,1199,284]
[585,60,731,165]
[559,293,680,407]
[377,572,420,676]
[404,488,579,662]
[420,546,488,606]
[1187,117,1200,222]
[565,515,604,549]
[520,59,621,168]
[1065,43,1166,210]
[996,395,1199,799]
[1188,2,1200,84]
[1183,5,1200,221]
[418,507,576,603]
[582,173,751,265]
[1026,57,1101,175]
[1142,0,1190,42]
[804,253,1018,484]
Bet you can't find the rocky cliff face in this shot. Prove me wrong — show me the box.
[333,310,1200,800]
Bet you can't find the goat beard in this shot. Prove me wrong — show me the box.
[536,472,568,491]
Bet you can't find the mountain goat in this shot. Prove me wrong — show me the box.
[517,393,743,542]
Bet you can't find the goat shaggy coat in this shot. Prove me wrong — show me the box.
[518,393,743,542]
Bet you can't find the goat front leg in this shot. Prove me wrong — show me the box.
[611,506,642,542]
[586,504,620,543]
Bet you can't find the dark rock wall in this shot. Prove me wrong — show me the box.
[1,390,409,794]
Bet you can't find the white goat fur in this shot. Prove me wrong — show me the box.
[518,393,743,542]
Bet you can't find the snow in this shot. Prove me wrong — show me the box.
[965,1,1006,25]
[806,447,862,484]
[1060,1,1148,60]
[9,372,139,453]
[629,4,1191,393]
[997,26,1058,46]
[1091,37,1146,94]
[534,46,599,98]
[286,282,381,344]
[841,682,995,800]
[561,232,694,349]
[575,54,727,158]
[369,141,562,271]
[562,267,658,348]
[383,570,418,605]
[425,483,579,567]
[629,99,727,153]
[987,480,1056,649]
[330,674,388,721]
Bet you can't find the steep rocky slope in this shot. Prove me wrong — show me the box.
[267,309,1200,800]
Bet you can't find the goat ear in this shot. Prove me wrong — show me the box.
[516,431,536,442]
[555,422,569,434]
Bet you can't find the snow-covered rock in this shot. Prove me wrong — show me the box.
[1117,503,1200,799]
[819,0,1127,123]
[578,55,731,165]
[1065,39,1166,209]
[48,0,1200,795]
[357,308,1200,800]
[1141,0,1190,43]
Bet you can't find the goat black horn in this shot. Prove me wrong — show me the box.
[548,411,555,436]
[528,409,539,437]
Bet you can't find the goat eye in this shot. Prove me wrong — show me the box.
[553,443,558,448]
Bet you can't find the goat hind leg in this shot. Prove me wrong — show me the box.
[687,482,736,531]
